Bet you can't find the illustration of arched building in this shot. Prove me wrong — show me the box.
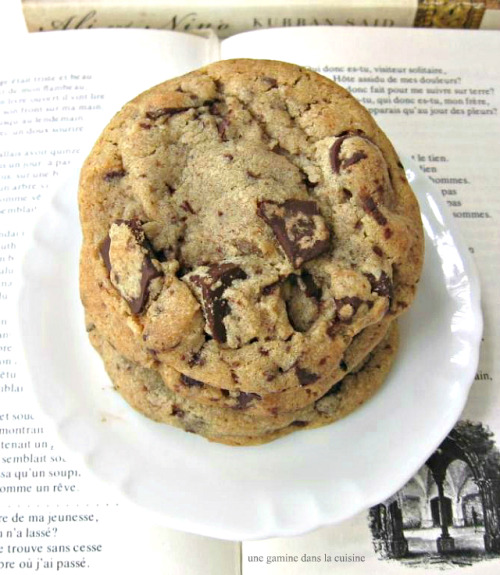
[369,421,500,559]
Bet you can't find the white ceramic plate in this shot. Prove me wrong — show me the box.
[17,156,482,541]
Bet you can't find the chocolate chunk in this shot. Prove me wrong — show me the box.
[104,169,127,181]
[128,258,163,314]
[342,151,368,169]
[365,271,393,301]
[188,349,206,367]
[334,296,363,323]
[180,374,204,388]
[361,196,388,226]
[300,271,322,300]
[180,200,195,214]
[100,235,112,273]
[145,107,190,120]
[217,117,230,141]
[325,381,344,397]
[291,420,308,427]
[262,280,281,296]
[190,264,247,343]
[103,220,163,314]
[171,405,185,418]
[339,360,348,371]
[326,323,336,339]
[262,76,278,88]
[117,221,163,314]
[329,132,370,174]
[209,101,222,115]
[234,391,262,410]
[296,366,320,386]
[115,218,143,237]
[257,199,330,267]
[329,135,350,173]
[271,144,288,156]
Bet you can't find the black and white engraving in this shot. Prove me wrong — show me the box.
[369,421,500,568]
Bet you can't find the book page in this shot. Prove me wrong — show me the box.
[1,27,240,575]
[222,27,500,572]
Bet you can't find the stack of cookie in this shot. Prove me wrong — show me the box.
[79,59,423,445]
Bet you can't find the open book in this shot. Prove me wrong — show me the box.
[1,22,499,574]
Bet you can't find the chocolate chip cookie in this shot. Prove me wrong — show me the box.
[79,59,423,443]
[88,322,398,445]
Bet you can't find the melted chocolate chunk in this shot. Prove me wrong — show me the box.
[104,169,127,181]
[271,144,288,156]
[145,107,190,120]
[115,218,143,238]
[329,135,350,173]
[209,101,222,115]
[361,196,388,226]
[262,280,281,296]
[326,323,335,339]
[291,420,308,427]
[365,271,393,301]
[343,188,353,200]
[181,374,204,388]
[296,366,320,386]
[180,200,195,214]
[257,199,330,267]
[101,220,163,315]
[190,264,247,343]
[234,391,262,410]
[325,381,344,397]
[262,76,278,88]
[329,132,370,174]
[128,258,163,314]
[99,235,112,273]
[188,349,206,367]
[334,296,364,323]
[342,151,368,169]
[300,271,322,300]
[217,117,230,141]
[171,405,185,418]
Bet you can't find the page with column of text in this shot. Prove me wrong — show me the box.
[221,27,500,573]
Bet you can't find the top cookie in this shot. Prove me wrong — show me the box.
[79,59,423,397]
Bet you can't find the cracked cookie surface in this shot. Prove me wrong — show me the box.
[79,59,423,438]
